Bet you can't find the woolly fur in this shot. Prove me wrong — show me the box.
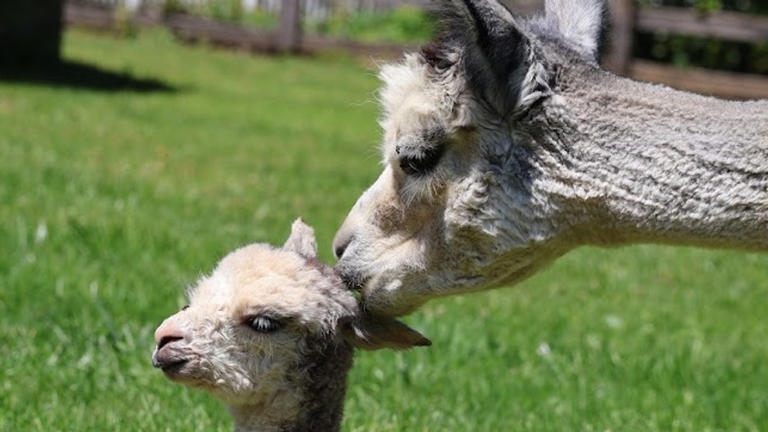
[333,0,768,316]
[153,220,428,432]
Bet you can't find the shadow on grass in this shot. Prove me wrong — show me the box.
[0,60,177,92]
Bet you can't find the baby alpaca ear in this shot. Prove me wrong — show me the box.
[343,314,431,351]
[283,218,318,258]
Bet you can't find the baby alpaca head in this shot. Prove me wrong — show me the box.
[152,219,429,428]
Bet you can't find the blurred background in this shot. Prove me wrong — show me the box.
[1,1,767,430]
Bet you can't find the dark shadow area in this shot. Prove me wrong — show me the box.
[0,60,177,93]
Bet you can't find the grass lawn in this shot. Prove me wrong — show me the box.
[1,29,767,431]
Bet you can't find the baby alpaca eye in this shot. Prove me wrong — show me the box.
[245,316,284,333]
[181,305,189,311]
[396,144,445,177]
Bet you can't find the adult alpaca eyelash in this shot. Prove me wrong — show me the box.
[400,161,449,207]
[396,143,446,176]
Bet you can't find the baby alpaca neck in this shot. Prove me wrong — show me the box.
[231,340,355,432]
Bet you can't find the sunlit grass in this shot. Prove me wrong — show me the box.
[1,29,766,431]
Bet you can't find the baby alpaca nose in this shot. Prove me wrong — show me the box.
[154,317,185,348]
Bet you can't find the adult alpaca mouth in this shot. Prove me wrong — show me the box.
[336,259,425,317]
[338,268,369,292]
[335,259,371,292]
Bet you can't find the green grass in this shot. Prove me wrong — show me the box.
[1,29,767,431]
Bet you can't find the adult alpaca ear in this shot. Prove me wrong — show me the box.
[342,313,431,351]
[283,218,318,258]
[543,0,605,61]
[427,0,539,115]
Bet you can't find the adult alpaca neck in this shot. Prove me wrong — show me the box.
[229,341,354,432]
[530,61,768,251]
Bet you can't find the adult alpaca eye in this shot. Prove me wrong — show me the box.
[396,144,445,177]
[245,316,284,333]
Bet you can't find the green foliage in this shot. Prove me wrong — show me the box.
[637,0,766,13]
[635,0,768,74]
[308,5,436,44]
[240,9,279,30]
[1,29,767,431]
[114,5,139,38]
[162,0,188,15]
[163,0,276,28]
[205,0,244,23]
[186,3,432,42]
[694,0,722,13]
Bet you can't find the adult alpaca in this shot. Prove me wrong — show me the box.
[333,0,768,316]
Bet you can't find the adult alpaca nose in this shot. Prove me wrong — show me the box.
[333,229,354,260]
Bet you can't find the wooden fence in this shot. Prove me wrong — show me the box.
[71,0,432,20]
[64,0,768,100]
[602,0,768,99]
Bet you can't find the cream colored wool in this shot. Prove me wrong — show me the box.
[152,220,429,432]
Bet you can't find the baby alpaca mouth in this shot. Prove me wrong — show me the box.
[157,358,190,379]
[159,358,188,372]
[152,350,190,375]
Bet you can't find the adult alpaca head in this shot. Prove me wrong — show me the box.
[152,219,429,432]
[333,0,768,316]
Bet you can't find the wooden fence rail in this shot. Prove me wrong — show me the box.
[603,0,768,99]
[636,6,768,42]
[64,0,768,100]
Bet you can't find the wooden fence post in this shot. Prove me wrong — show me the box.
[603,0,636,75]
[278,0,302,53]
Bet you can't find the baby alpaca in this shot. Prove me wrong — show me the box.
[151,219,430,432]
